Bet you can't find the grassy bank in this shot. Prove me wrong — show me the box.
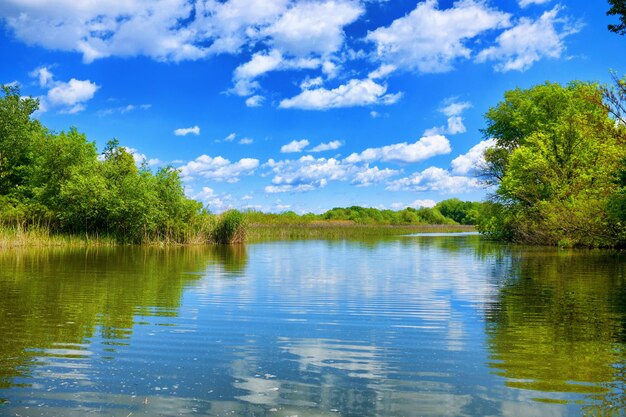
[248,221,476,242]
[0,225,117,248]
[0,221,475,247]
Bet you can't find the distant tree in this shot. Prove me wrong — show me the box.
[607,0,626,35]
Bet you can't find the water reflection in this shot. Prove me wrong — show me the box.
[0,246,248,395]
[0,238,625,416]
[484,249,626,409]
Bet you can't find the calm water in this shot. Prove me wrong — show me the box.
[0,236,625,416]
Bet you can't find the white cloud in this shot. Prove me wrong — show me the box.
[352,166,400,187]
[29,66,53,87]
[391,199,437,209]
[367,0,511,73]
[368,64,396,79]
[518,0,551,7]
[174,125,200,136]
[179,155,259,183]
[279,78,402,110]
[265,183,320,193]
[263,0,364,56]
[224,133,237,142]
[300,76,323,89]
[28,67,99,114]
[424,100,472,136]
[47,78,99,107]
[476,7,580,72]
[310,140,342,152]
[345,135,450,164]
[245,95,264,107]
[267,156,350,189]
[441,101,472,117]
[281,139,310,153]
[123,146,162,167]
[386,167,482,193]
[450,138,495,175]
[239,137,254,145]
[98,103,151,116]
[191,187,234,212]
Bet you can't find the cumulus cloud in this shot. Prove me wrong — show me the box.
[476,7,581,72]
[238,137,254,145]
[450,138,495,175]
[345,135,450,164]
[425,100,472,136]
[279,78,402,110]
[310,140,342,152]
[245,95,264,107]
[174,126,200,136]
[266,155,351,190]
[263,0,364,56]
[191,187,234,212]
[387,167,482,193]
[179,155,259,182]
[367,0,511,73]
[28,67,98,114]
[351,166,400,187]
[281,139,310,153]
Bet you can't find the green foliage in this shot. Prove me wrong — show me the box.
[479,81,626,247]
[0,85,212,244]
[607,0,626,35]
[435,198,482,225]
[212,210,247,244]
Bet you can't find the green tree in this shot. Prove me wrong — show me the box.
[0,85,43,216]
[608,0,626,35]
[478,82,626,246]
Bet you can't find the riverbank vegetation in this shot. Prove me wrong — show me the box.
[477,76,626,248]
[0,84,479,247]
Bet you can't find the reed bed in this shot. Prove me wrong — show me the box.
[247,222,476,242]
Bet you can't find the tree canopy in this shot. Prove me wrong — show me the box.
[478,80,626,247]
[608,0,626,35]
[0,85,211,243]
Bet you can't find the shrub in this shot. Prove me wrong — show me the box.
[212,210,247,244]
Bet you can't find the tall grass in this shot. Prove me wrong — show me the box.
[247,221,475,242]
[0,223,117,248]
[212,210,247,244]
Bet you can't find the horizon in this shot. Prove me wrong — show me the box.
[0,0,623,213]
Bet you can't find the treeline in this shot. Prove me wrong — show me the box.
[0,85,219,244]
[476,76,626,247]
[244,199,483,226]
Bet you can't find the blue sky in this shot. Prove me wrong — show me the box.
[0,0,623,213]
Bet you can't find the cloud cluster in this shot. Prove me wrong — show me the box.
[387,167,482,193]
[476,7,581,72]
[345,135,451,164]
[1,0,581,109]
[367,0,511,73]
[29,67,98,114]
[424,99,472,136]
[179,155,259,182]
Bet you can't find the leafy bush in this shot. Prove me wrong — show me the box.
[212,210,247,244]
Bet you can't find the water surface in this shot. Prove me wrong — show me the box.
[0,236,625,416]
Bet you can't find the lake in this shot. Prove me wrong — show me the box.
[0,235,625,416]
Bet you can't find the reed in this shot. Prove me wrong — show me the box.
[247,222,475,242]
